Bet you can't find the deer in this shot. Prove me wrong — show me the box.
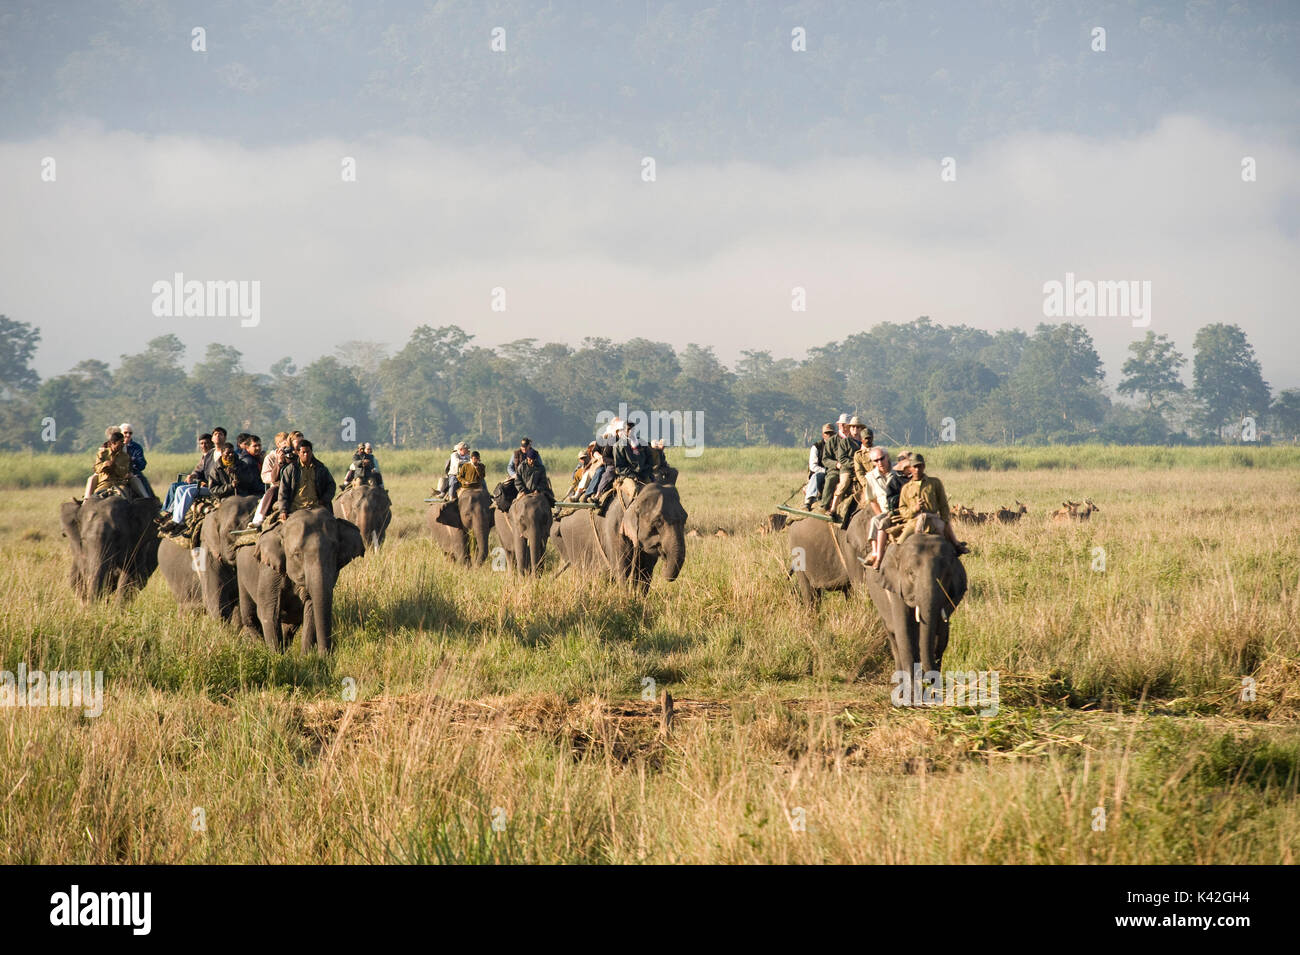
[995,500,1028,524]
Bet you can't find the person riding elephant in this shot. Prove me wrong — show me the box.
[119,423,153,498]
[513,453,554,504]
[276,439,336,522]
[894,453,968,554]
[83,429,147,501]
[236,508,365,654]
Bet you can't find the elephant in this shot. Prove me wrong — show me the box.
[156,535,204,612]
[60,493,160,602]
[551,481,687,591]
[196,494,260,621]
[861,532,967,678]
[786,509,875,606]
[235,508,365,654]
[334,483,391,552]
[493,492,552,574]
[426,485,492,565]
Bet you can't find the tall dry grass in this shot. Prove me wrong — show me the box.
[0,450,1297,862]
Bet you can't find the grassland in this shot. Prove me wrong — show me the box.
[0,446,1297,863]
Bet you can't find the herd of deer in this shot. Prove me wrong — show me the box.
[952,498,1100,524]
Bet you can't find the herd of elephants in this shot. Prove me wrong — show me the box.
[58,469,965,679]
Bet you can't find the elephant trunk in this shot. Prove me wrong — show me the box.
[306,564,333,655]
[660,523,686,581]
[916,581,948,674]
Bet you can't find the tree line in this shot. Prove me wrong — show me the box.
[0,314,1294,453]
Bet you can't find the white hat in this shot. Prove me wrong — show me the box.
[836,413,849,425]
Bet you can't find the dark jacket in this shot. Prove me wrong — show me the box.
[209,462,239,499]
[187,449,214,484]
[612,441,650,479]
[809,439,826,476]
[125,439,147,475]
[513,460,552,500]
[235,455,264,495]
[884,471,906,511]
[277,458,336,516]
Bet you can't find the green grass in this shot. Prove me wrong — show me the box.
[0,450,1297,862]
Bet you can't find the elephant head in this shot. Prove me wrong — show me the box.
[197,494,259,620]
[498,492,552,574]
[428,486,492,565]
[60,495,159,602]
[614,481,689,585]
[275,509,365,654]
[335,485,391,551]
[871,533,967,676]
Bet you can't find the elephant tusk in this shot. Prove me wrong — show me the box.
[915,606,921,623]
[941,608,949,623]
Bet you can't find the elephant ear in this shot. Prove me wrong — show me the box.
[334,518,366,569]
[947,556,968,607]
[256,525,286,574]
[659,487,688,525]
[435,500,462,529]
[619,497,642,547]
[60,500,84,557]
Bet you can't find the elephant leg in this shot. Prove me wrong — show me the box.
[237,573,259,638]
[793,570,816,609]
[257,571,285,651]
[300,598,316,654]
[884,588,916,675]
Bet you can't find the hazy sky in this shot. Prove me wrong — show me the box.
[2,1,1298,387]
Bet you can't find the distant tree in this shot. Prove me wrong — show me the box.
[1270,389,1300,443]
[0,315,40,398]
[1191,324,1271,439]
[924,359,1002,442]
[1118,332,1186,413]
[112,336,199,452]
[0,316,42,450]
[1005,323,1108,438]
[294,356,372,450]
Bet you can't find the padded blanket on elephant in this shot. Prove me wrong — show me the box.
[182,497,217,543]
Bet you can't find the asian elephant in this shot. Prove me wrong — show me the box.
[552,481,687,591]
[196,494,260,621]
[156,535,204,612]
[235,509,365,654]
[786,509,875,607]
[860,532,967,676]
[427,485,492,565]
[334,484,391,552]
[493,492,552,574]
[60,494,160,602]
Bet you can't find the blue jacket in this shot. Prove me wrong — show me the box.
[125,439,147,474]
